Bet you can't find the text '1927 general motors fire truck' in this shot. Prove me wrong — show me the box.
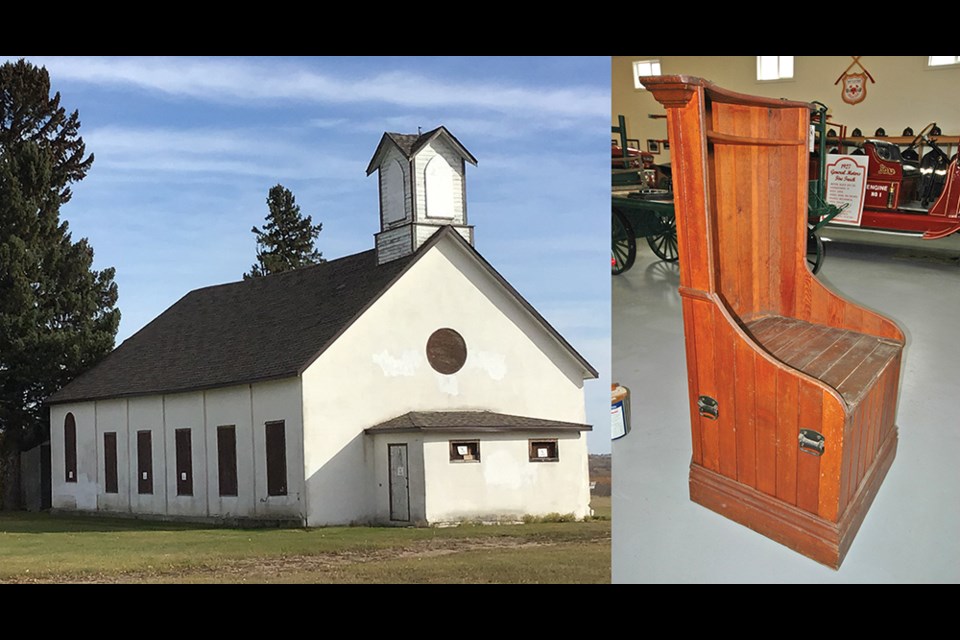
[810,110,960,241]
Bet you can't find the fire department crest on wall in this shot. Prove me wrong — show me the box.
[835,57,874,106]
[842,72,867,105]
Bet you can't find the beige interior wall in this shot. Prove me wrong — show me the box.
[612,56,960,165]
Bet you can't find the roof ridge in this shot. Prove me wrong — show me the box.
[186,247,377,296]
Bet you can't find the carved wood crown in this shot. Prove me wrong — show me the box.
[642,75,815,111]
[640,78,697,108]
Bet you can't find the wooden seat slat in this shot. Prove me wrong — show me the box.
[745,315,900,408]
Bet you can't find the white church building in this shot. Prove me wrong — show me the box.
[47,126,597,526]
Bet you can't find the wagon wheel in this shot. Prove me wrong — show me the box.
[806,227,825,275]
[646,215,679,262]
[612,208,636,275]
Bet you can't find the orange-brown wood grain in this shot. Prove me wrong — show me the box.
[692,299,720,473]
[840,404,858,515]
[668,89,712,293]
[819,393,845,521]
[715,315,738,480]
[796,382,822,514]
[644,75,903,567]
[682,300,704,467]
[734,338,758,488]
[776,368,799,505]
[714,144,740,310]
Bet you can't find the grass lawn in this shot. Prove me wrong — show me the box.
[0,503,610,584]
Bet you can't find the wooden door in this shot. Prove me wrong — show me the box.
[388,444,410,522]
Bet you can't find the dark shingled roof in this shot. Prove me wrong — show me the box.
[384,132,421,157]
[46,247,415,404]
[364,411,592,434]
[365,126,478,175]
[47,227,596,405]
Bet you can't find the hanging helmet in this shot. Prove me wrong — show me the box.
[903,127,914,136]
[902,148,919,162]
[875,127,886,137]
[930,125,942,136]
[852,128,862,137]
[852,147,865,155]
[828,128,837,137]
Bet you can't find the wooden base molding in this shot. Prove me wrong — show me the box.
[689,425,898,569]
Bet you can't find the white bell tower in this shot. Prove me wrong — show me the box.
[366,126,477,265]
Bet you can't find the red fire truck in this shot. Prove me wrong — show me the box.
[813,119,960,240]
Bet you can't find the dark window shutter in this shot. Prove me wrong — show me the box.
[64,413,77,483]
[137,431,153,494]
[217,425,238,497]
[265,421,287,496]
[103,432,118,494]
[175,428,193,496]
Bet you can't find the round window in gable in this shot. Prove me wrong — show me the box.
[426,328,467,374]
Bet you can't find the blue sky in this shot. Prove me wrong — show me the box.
[14,56,612,453]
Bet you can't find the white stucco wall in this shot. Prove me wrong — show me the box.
[301,234,590,526]
[49,377,304,522]
[366,430,590,525]
[421,431,590,522]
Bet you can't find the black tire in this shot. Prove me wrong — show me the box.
[646,215,679,262]
[806,228,825,274]
[613,208,636,275]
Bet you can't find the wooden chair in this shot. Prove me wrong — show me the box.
[644,76,904,568]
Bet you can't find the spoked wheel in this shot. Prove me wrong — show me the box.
[612,208,636,275]
[646,215,679,262]
[806,227,825,274]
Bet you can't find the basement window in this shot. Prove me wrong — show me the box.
[757,56,794,81]
[529,439,559,463]
[450,440,480,463]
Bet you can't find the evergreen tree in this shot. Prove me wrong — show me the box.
[0,59,120,508]
[245,184,324,278]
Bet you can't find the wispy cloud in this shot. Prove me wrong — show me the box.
[27,57,608,120]
[83,125,361,180]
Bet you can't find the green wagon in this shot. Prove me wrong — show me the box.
[611,191,677,275]
[612,115,677,275]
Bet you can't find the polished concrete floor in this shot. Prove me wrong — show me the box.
[612,227,960,583]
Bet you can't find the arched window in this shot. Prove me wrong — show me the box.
[64,413,77,483]
[382,159,406,224]
[424,155,455,219]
